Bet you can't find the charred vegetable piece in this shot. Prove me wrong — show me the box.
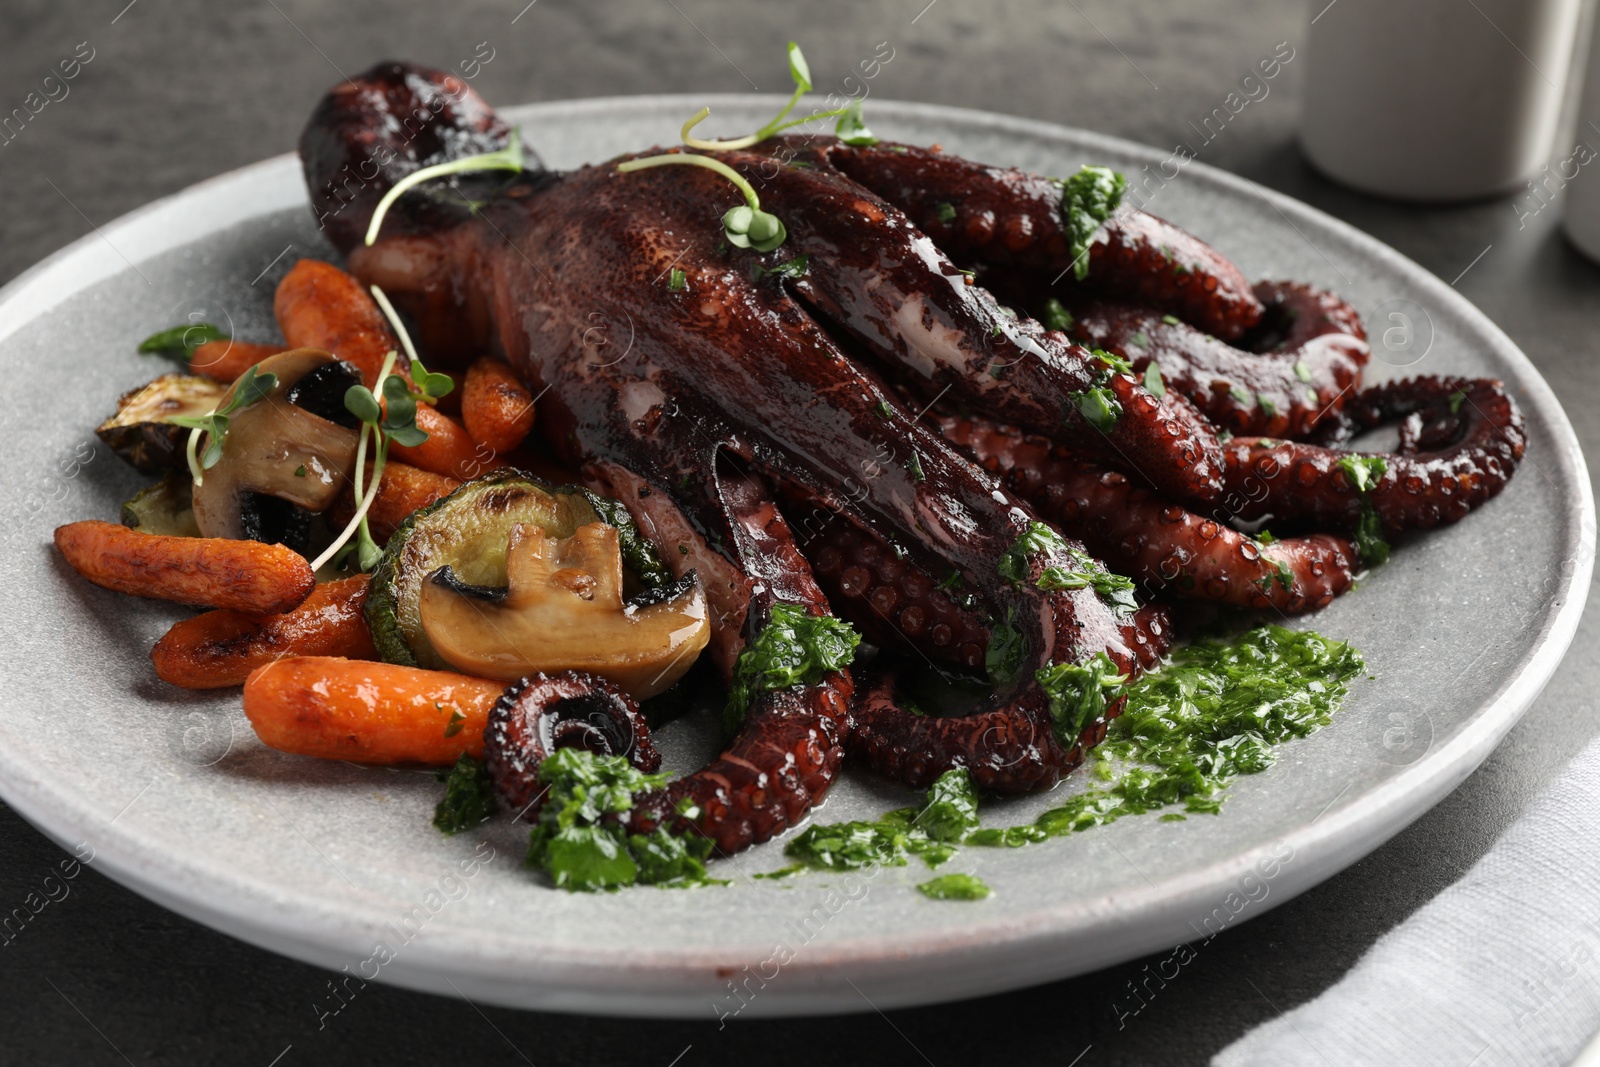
[121,475,199,537]
[420,522,710,699]
[242,655,504,764]
[97,373,227,474]
[151,575,377,689]
[366,470,676,670]
[189,349,361,547]
[54,520,315,614]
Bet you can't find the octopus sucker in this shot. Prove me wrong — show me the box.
[297,62,1527,853]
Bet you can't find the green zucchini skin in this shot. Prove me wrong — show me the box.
[366,468,674,668]
[120,475,200,537]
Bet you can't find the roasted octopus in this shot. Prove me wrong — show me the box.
[298,63,1526,855]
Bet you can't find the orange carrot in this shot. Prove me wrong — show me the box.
[152,576,377,689]
[188,340,281,382]
[390,404,489,480]
[273,259,398,385]
[461,357,536,454]
[54,521,314,614]
[243,656,505,764]
[330,461,461,542]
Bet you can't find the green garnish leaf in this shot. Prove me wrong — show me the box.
[1035,651,1126,745]
[1161,314,1181,326]
[138,321,229,362]
[293,464,307,478]
[1041,297,1073,332]
[905,451,925,482]
[380,373,427,446]
[1143,361,1166,398]
[667,268,687,291]
[1060,165,1128,281]
[754,253,810,281]
[874,400,894,419]
[1449,389,1467,415]
[1037,548,1139,615]
[999,521,1067,583]
[917,873,991,901]
[345,384,381,425]
[1127,331,1150,351]
[1229,383,1255,408]
[1354,502,1391,566]
[1093,347,1133,375]
[1337,454,1388,493]
[834,97,878,145]
[936,201,957,224]
[786,40,814,92]
[918,768,980,843]
[726,603,859,733]
[1259,395,1278,418]
[443,708,467,737]
[985,611,1025,686]
[409,358,455,403]
[1254,529,1277,545]
[1068,385,1123,433]
[433,755,497,835]
[167,365,279,476]
[1294,360,1313,383]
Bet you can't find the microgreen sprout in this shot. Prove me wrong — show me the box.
[364,128,525,247]
[677,42,879,152]
[615,152,788,252]
[309,284,440,572]
[167,365,279,486]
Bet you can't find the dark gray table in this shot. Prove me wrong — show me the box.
[3,2,1597,1063]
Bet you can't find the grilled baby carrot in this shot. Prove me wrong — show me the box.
[390,404,487,480]
[188,340,281,382]
[54,520,314,614]
[151,576,377,689]
[243,656,504,764]
[461,357,536,454]
[274,259,398,385]
[330,460,461,542]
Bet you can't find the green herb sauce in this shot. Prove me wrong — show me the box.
[1059,165,1128,281]
[918,873,992,901]
[725,602,860,734]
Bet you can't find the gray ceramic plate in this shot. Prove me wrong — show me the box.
[0,96,1590,1018]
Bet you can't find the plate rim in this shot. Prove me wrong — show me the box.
[0,93,1590,1016]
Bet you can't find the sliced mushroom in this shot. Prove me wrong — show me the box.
[418,521,710,699]
[98,374,228,474]
[191,348,361,544]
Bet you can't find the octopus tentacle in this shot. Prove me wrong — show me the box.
[738,146,1226,503]
[1058,280,1370,439]
[939,413,1359,612]
[484,671,661,820]
[817,140,1264,340]
[626,469,854,854]
[1222,376,1526,530]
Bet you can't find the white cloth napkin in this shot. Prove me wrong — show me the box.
[1214,735,1600,1067]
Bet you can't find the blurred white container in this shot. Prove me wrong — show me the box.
[1564,12,1600,261]
[1302,0,1583,201]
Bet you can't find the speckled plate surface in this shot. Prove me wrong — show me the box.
[0,96,1589,1018]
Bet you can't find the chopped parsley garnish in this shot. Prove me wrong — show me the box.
[1143,361,1166,399]
[754,253,810,282]
[726,602,859,733]
[1354,503,1391,566]
[918,873,991,901]
[138,321,229,363]
[1092,347,1133,375]
[874,400,894,418]
[667,268,686,291]
[1059,165,1127,281]
[1337,454,1388,493]
[999,521,1068,582]
[1255,558,1294,594]
[1229,383,1255,408]
[1037,555,1139,615]
[784,768,976,872]
[293,464,307,478]
[433,755,497,835]
[905,451,925,482]
[1253,529,1277,545]
[1035,651,1127,744]
[936,569,964,591]
[1127,331,1150,351]
[443,708,467,737]
[1448,389,1467,414]
[1294,360,1313,383]
[1041,297,1074,332]
[1161,314,1181,326]
[1068,385,1122,433]
[985,610,1026,686]
[524,748,723,891]
[936,201,957,223]
[1258,395,1278,418]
